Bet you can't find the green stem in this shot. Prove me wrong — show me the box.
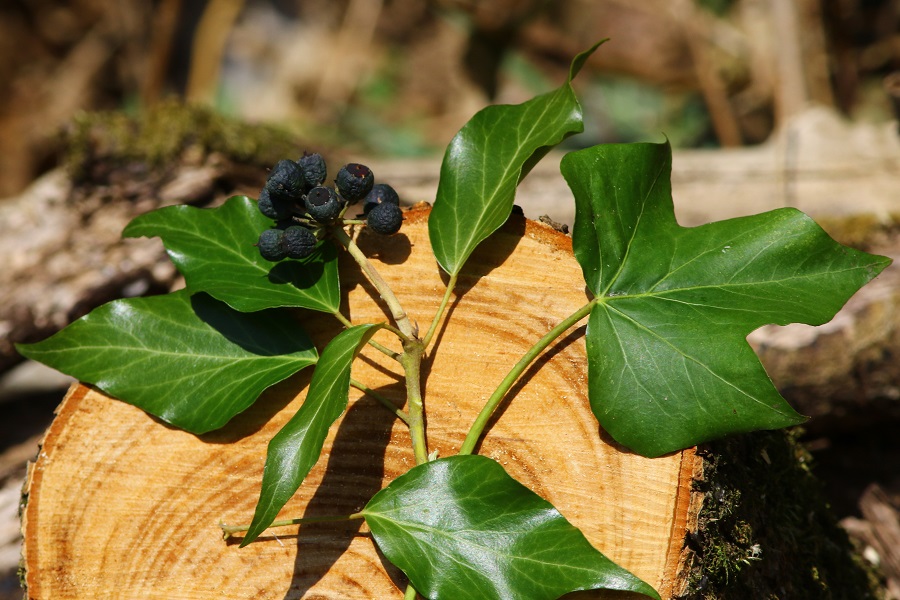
[422,272,458,349]
[458,299,596,455]
[332,228,428,465]
[332,228,415,341]
[333,311,401,360]
[332,311,353,328]
[350,378,410,425]
[401,341,429,465]
[404,584,418,600]
[380,323,411,342]
[220,512,364,540]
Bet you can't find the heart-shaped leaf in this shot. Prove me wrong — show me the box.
[562,142,892,457]
[428,41,604,277]
[124,195,340,313]
[363,455,660,600]
[16,290,317,434]
[241,323,382,546]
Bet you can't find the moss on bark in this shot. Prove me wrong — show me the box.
[678,429,884,599]
[62,100,304,181]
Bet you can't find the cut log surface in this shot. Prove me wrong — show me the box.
[21,208,701,599]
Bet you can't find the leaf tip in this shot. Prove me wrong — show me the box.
[13,341,34,358]
[568,39,608,82]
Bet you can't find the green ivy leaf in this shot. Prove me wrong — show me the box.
[241,323,381,546]
[124,195,340,313]
[16,290,317,434]
[428,41,604,277]
[562,142,892,457]
[362,455,660,600]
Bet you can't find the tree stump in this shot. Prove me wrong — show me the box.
[20,207,876,599]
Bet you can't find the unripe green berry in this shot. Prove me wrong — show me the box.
[298,152,327,188]
[304,186,343,223]
[335,163,374,203]
[362,183,400,215]
[283,225,317,259]
[366,201,403,235]
[258,228,287,261]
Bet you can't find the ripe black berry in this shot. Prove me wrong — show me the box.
[257,187,294,220]
[304,186,343,223]
[298,153,327,188]
[366,202,403,235]
[265,159,306,201]
[258,228,287,261]
[335,163,374,203]
[283,225,317,259]
[362,183,400,215]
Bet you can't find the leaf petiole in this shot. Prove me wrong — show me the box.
[350,378,410,425]
[422,272,457,349]
[458,299,596,455]
[220,512,364,540]
[333,311,402,361]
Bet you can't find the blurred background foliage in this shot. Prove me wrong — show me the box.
[0,0,898,197]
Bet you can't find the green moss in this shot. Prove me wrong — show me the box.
[63,100,305,181]
[679,429,884,600]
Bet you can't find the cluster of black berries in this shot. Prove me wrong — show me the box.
[256,153,404,261]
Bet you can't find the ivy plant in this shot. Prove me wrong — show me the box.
[17,42,890,600]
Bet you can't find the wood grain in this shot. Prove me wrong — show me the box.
[22,207,700,599]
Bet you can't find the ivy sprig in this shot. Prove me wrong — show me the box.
[16,41,890,600]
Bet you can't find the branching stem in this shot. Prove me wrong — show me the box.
[401,340,429,465]
[330,227,427,464]
[458,299,596,455]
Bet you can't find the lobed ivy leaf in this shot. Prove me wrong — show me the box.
[124,195,340,313]
[241,323,382,546]
[428,41,604,277]
[16,290,317,434]
[362,455,660,600]
[562,142,892,457]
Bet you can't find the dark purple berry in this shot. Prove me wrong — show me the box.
[257,187,294,220]
[335,163,374,203]
[258,228,287,261]
[362,183,400,215]
[265,159,305,201]
[298,153,327,188]
[304,186,343,223]
[283,225,317,259]
[366,202,403,235]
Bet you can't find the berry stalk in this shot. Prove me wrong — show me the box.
[332,227,415,341]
